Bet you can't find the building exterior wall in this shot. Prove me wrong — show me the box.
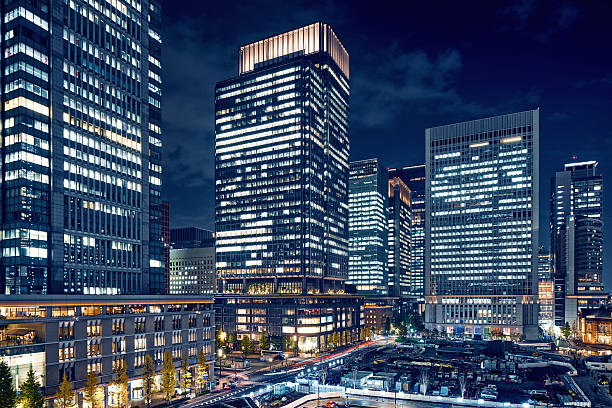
[170,247,215,295]
[389,165,425,298]
[0,0,164,295]
[551,161,605,326]
[425,110,539,340]
[214,294,363,353]
[348,159,388,295]
[215,23,350,296]
[0,295,215,405]
[388,177,411,297]
[579,308,612,346]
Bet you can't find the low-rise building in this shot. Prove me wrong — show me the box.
[579,307,612,345]
[215,294,363,353]
[0,295,215,406]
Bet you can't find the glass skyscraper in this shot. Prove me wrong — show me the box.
[551,161,604,326]
[388,176,411,297]
[215,22,350,296]
[389,164,425,298]
[0,0,164,295]
[425,110,539,340]
[348,159,388,295]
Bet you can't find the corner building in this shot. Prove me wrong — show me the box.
[215,23,362,353]
[425,110,539,340]
[0,0,165,295]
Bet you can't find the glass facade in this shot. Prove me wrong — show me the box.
[348,159,388,295]
[215,23,350,296]
[389,164,425,297]
[551,161,604,326]
[425,110,539,340]
[0,0,164,294]
[388,177,411,297]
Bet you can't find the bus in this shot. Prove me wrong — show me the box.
[261,350,286,362]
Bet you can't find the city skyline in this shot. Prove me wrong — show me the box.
[161,1,612,290]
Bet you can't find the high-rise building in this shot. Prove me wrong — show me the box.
[387,177,411,297]
[551,161,604,326]
[162,201,171,293]
[348,159,388,295]
[389,165,425,298]
[214,23,362,353]
[170,227,214,249]
[170,246,215,295]
[0,0,165,295]
[425,110,539,340]
[215,22,350,296]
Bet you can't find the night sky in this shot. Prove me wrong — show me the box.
[160,1,612,289]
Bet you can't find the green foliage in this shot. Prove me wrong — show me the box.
[241,335,254,357]
[196,349,208,392]
[0,361,16,408]
[143,354,156,407]
[18,369,44,408]
[55,374,75,408]
[259,331,270,351]
[562,322,571,339]
[112,362,129,408]
[160,351,177,401]
[180,352,192,392]
[83,371,103,408]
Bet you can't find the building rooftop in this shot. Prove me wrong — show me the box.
[238,22,349,79]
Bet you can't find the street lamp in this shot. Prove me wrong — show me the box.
[217,348,225,383]
[293,335,298,357]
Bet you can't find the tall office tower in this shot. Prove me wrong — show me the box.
[387,177,411,297]
[215,22,350,295]
[170,227,214,249]
[389,164,425,298]
[214,23,362,353]
[348,159,388,295]
[0,0,164,295]
[551,161,604,326]
[170,246,216,295]
[162,201,170,293]
[425,110,539,340]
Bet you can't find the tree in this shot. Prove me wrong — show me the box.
[112,362,129,408]
[180,353,192,393]
[0,361,16,408]
[364,326,371,340]
[84,371,103,408]
[160,351,177,402]
[562,322,571,339]
[241,336,252,359]
[384,318,391,333]
[196,349,208,392]
[55,374,75,408]
[259,331,270,351]
[18,368,44,408]
[143,354,156,407]
[227,333,237,350]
